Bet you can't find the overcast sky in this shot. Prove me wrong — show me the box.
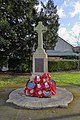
[38,0,80,46]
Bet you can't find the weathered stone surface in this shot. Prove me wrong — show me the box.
[6,87,73,109]
[32,22,48,76]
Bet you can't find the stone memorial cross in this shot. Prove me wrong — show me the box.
[34,21,47,49]
[32,21,48,76]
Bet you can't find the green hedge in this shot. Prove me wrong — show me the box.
[48,60,80,72]
[8,59,80,72]
[8,58,31,72]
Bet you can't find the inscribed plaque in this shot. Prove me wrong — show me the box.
[35,58,44,72]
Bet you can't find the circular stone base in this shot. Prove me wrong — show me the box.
[6,87,73,109]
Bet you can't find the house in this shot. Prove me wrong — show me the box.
[47,36,79,60]
[73,45,80,53]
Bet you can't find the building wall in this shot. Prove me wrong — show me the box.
[55,37,73,52]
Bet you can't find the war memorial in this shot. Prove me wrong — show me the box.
[6,22,73,109]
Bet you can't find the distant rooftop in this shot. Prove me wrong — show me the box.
[46,50,79,57]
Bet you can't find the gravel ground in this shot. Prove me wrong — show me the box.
[0,85,80,120]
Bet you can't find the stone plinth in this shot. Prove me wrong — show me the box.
[6,87,73,109]
[33,48,48,76]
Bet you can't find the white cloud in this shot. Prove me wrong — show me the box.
[70,23,80,45]
[58,22,80,46]
[58,27,70,41]
[35,0,47,12]
[71,23,80,35]
[35,3,42,12]
[79,15,80,20]
[63,0,68,7]
[69,1,80,17]
[58,27,76,46]
[57,7,66,18]
[68,23,70,27]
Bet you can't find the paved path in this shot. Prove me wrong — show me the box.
[0,85,80,120]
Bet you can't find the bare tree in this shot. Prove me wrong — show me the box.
[69,32,80,70]
[68,32,80,52]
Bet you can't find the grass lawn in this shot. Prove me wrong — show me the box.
[51,71,80,86]
[0,71,80,90]
[0,73,30,89]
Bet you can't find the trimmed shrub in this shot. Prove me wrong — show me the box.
[8,58,31,72]
[8,58,80,72]
[19,63,30,72]
[48,60,80,72]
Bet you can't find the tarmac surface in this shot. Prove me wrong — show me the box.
[0,85,80,120]
[6,87,73,109]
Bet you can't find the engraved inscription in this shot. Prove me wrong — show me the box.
[35,58,44,72]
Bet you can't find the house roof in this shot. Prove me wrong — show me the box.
[74,46,80,48]
[46,50,79,57]
[46,36,79,57]
[58,36,74,48]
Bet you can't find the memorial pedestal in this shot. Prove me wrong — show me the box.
[32,48,48,78]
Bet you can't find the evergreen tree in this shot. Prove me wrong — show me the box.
[0,0,38,69]
[0,0,59,71]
